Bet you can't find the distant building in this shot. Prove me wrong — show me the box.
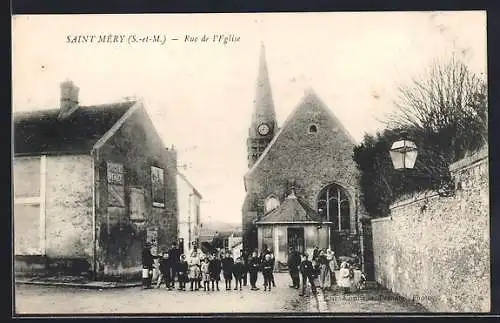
[198,229,242,257]
[228,232,243,259]
[227,232,243,251]
[13,80,178,280]
[176,172,202,256]
[242,44,367,266]
[198,230,218,254]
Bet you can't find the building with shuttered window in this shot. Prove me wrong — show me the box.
[13,80,178,280]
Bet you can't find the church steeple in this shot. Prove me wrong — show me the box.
[247,42,278,168]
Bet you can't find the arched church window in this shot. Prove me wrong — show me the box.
[264,196,280,213]
[317,184,350,231]
[308,124,318,133]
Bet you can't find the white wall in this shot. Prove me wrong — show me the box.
[176,173,201,255]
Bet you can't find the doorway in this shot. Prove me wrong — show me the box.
[287,227,305,254]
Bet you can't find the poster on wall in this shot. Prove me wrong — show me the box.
[151,166,165,207]
[107,162,125,207]
[129,187,146,221]
[107,162,124,185]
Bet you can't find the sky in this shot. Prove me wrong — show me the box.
[12,11,487,225]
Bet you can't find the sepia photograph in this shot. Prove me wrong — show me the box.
[11,11,489,315]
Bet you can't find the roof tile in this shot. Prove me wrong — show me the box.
[256,194,322,224]
[14,101,135,155]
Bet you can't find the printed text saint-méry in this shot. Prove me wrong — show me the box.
[67,34,127,44]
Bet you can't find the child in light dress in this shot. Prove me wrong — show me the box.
[337,261,352,293]
[188,251,201,291]
[201,257,211,291]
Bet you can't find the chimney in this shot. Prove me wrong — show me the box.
[58,80,80,119]
[165,146,178,170]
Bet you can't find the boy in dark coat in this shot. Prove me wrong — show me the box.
[232,257,245,290]
[259,245,272,262]
[156,251,173,289]
[240,249,249,286]
[177,254,188,291]
[261,254,274,291]
[248,251,261,291]
[299,253,317,296]
[221,252,234,290]
[168,242,180,288]
[142,242,154,289]
[209,253,222,291]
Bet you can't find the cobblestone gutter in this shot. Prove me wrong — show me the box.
[15,275,141,289]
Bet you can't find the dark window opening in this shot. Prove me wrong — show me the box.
[317,184,350,231]
[309,125,318,133]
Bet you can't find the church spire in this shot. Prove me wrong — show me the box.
[247,42,278,168]
[250,42,277,130]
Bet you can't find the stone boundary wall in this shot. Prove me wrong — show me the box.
[372,148,490,312]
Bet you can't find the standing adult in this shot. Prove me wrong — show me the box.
[142,242,154,289]
[287,246,301,289]
[326,249,338,284]
[168,242,180,289]
[248,251,261,291]
[318,250,332,290]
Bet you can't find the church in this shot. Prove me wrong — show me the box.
[241,44,368,268]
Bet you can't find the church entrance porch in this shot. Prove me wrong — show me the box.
[255,190,333,270]
[256,224,331,271]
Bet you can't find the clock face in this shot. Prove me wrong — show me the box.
[258,123,270,135]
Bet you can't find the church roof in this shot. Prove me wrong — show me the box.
[255,191,326,225]
[245,88,357,179]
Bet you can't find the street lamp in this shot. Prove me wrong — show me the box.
[389,132,453,197]
[389,137,418,170]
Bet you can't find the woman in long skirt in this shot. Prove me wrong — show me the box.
[318,250,332,290]
[326,249,338,285]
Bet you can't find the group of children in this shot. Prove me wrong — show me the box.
[151,249,274,292]
[289,247,366,296]
[146,244,365,296]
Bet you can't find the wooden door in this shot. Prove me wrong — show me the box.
[287,227,305,254]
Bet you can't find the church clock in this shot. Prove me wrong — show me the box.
[257,123,270,136]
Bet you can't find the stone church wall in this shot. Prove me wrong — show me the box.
[243,93,368,256]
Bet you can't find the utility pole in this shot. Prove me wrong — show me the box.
[188,193,192,247]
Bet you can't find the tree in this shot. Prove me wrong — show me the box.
[353,56,487,218]
[386,55,487,163]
